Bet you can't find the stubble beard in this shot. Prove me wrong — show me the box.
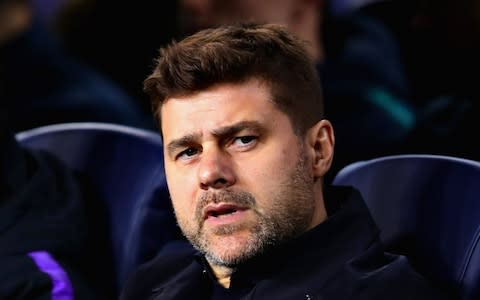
[176,152,316,268]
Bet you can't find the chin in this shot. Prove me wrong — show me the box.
[204,233,265,267]
[205,248,253,267]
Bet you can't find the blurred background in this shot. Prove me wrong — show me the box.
[2,0,479,177]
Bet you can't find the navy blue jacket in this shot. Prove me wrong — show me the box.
[120,186,447,299]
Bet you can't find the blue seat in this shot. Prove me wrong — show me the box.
[15,122,180,293]
[333,154,480,299]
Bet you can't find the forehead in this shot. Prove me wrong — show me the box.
[159,80,282,141]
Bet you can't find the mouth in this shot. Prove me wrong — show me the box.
[203,203,247,220]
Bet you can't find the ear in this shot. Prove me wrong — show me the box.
[305,119,335,179]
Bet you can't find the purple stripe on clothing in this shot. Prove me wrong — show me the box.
[28,251,74,300]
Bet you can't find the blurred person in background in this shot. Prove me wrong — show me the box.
[179,0,325,61]
[53,0,178,122]
[0,112,115,298]
[0,0,154,132]
[358,0,480,161]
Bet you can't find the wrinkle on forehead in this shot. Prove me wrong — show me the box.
[160,79,275,143]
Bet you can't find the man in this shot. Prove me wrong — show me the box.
[120,23,445,299]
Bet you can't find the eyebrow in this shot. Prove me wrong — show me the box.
[166,132,201,159]
[166,120,263,158]
[211,120,263,139]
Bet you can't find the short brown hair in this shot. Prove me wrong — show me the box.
[144,22,324,135]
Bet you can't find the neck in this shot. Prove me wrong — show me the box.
[208,261,234,288]
[308,182,328,229]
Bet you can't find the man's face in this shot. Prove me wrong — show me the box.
[161,79,319,267]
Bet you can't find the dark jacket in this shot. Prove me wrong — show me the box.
[120,186,447,300]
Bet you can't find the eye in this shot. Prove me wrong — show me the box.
[232,136,257,149]
[176,147,199,161]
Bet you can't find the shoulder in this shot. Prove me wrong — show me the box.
[325,246,449,299]
[120,241,198,300]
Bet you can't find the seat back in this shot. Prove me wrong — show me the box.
[16,122,177,291]
[333,154,480,299]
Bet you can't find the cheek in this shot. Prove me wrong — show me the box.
[170,189,198,233]
[166,168,198,218]
[169,189,190,220]
[241,146,297,197]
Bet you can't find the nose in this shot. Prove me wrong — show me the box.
[198,147,235,190]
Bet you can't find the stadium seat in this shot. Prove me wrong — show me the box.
[16,122,180,293]
[332,154,480,299]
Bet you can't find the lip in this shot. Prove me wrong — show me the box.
[202,203,251,228]
[203,203,248,220]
